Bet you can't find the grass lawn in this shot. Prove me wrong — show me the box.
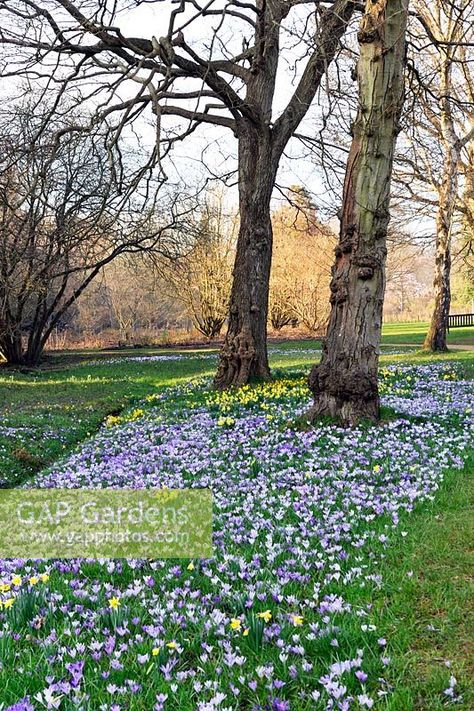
[0,333,472,708]
[379,455,474,710]
[381,321,474,347]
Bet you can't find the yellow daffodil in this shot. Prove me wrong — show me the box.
[217,416,235,427]
[230,618,241,631]
[29,576,39,586]
[11,575,22,587]
[152,647,161,656]
[291,615,304,627]
[257,610,272,623]
[40,573,50,583]
[3,597,15,609]
[243,628,250,637]
[373,465,381,474]
[108,596,121,610]
[166,641,177,650]
[187,562,195,571]
[105,415,121,427]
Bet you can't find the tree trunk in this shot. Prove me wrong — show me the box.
[0,328,24,365]
[308,0,409,424]
[423,213,452,352]
[0,318,53,367]
[214,126,277,388]
[462,150,474,240]
[214,0,355,389]
[424,121,460,352]
[24,333,44,366]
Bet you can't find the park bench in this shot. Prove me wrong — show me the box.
[447,313,474,331]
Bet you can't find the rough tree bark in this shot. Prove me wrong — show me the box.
[215,0,355,388]
[307,0,409,424]
[214,0,282,388]
[214,126,276,385]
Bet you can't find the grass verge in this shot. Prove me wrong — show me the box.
[381,321,474,347]
[376,454,474,710]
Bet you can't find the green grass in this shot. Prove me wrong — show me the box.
[381,321,474,346]
[376,455,474,710]
[0,354,217,484]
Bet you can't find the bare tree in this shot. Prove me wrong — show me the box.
[102,256,163,345]
[159,193,235,340]
[391,1,474,350]
[459,142,474,286]
[69,259,182,346]
[0,0,356,385]
[419,2,474,351]
[308,0,409,424]
[0,104,180,365]
[269,286,297,330]
[269,188,334,333]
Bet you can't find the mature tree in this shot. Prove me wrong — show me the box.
[0,106,180,365]
[419,2,474,351]
[391,1,474,351]
[308,0,409,424]
[0,0,356,385]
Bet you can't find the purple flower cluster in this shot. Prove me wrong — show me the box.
[0,363,471,710]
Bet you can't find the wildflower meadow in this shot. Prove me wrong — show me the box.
[0,342,472,710]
